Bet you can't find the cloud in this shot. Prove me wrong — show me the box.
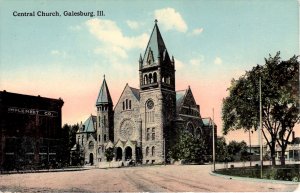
[154,8,188,32]
[86,18,148,50]
[214,57,223,65]
[126,20,141,30]
[85,18,145,86]
[190,28,204,36]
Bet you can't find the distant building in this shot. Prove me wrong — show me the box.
[75,21,216,166]
[274,132,300,161]
[0,91,64,170]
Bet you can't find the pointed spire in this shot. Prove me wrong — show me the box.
[142,20,170,66]
[96,76,113,106]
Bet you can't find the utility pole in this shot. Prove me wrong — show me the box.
[249,129,252,167]
[212,108,215,172]
[259,77,263,178]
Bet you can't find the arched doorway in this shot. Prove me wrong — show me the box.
[116,147,123,161]
[89,153,94,165]
[125,146,132,160]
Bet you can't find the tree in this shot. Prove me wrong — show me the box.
[227,140,248,161]
[222,52,299,165]
[105,147,114,162]
[59,123,79,166]
[216,136,228,162]
[170,130,207,163]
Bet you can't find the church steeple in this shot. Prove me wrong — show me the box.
[139,20,175,91]
[142,20,171,67]
[96,75,114,146]
[96,75,113,106]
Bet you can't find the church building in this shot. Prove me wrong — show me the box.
[75,21,216,165]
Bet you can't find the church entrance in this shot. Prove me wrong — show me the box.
[116,147,122,161]
[89,153,94,165]
[125,146,132,160]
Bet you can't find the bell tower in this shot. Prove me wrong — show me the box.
[96,75,114,160]
[139,20,176,164]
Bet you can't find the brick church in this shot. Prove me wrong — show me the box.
[75,21,216,165]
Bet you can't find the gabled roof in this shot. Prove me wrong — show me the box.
[142,20,170,66]
[96,76,113,106]
[176,89,186,106]
[82,115,97,133]
[114,84,140,111]
[202,118,217,127]
[130,86,140,100]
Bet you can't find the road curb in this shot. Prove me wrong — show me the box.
[210,171,300,185]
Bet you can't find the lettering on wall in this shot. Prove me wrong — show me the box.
[7,107,58,117]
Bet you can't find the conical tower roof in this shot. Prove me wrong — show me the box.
[142,20,170,66]
[96,75,113,106]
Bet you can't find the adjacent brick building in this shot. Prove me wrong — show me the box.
[0,91,64,170]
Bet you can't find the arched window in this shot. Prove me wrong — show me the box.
[144,74,148,85]
[126,99,128,109]
[187,122,194,134]
[196,128,201,138]
[123,101,125,110]
[89,141,94,150]
[146,147,149,156]
[129,100,131,109]
[104,134,107,142]
[146,128,150,141]
[166,76,170,84]
[151,146,155,156]
[152,128,155,140]
[149,73,153,84]
[98,147,102,154]
[98,135,101,142]
[153,72,157,83]
[103,115,106,127]
[162,76,165,83]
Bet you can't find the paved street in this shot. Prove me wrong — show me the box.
[0,165,298,192]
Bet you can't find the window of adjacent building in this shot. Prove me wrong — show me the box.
[89,141,94,150]
[152,128,155,140]
[146,147,149,156]
[104,134,107,142]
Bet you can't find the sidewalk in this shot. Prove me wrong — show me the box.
[0,167,89,175]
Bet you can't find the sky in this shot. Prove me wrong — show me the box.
[0,0,299,145]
